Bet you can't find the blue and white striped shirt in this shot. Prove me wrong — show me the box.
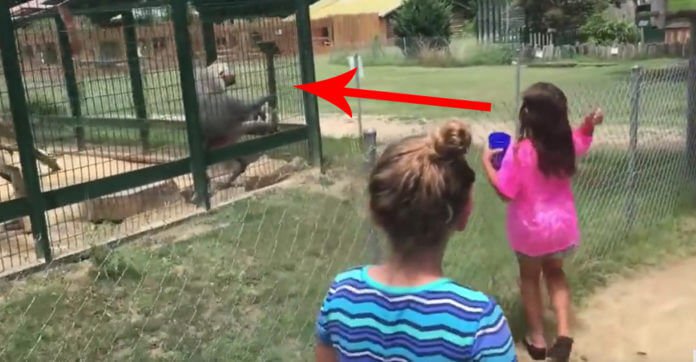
[315,266,517,362]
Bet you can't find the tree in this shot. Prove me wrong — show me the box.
[517,0,610,33]
[393,0,453,58]
[452,0,477,21]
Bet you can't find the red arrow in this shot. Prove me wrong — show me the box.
[294,68,492,118]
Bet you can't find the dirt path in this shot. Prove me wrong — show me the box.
[311,114,684,150]
[562,255,696,362]
[514,255,696,362]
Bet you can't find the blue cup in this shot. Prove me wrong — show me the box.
[488,132,511,170]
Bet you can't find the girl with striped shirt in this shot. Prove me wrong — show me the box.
[314,121,517,362]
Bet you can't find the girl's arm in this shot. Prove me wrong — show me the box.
[315,343,338,362]
[574,108,604,157]
[481,149,512,202]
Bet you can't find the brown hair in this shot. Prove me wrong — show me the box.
[368,121,476,255]
[518,82,576,178]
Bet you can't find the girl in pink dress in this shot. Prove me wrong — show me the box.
[481,82,604,362]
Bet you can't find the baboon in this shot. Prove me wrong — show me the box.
[51,4,279,203]
[183,62,279,204]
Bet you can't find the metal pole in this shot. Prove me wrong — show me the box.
[172,0,210,209]
[0,3,52,261]
[295,0,323,169]
[262,44,280,126]
[514,46,522,138]
[362,128,380,263]
[687,18,696,182]
[122,11,150,153]
[363,128,376,172]
[354,53,363,140]
[626,65,642,232]
[55,14,85,150]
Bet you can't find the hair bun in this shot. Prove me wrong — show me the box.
[432,121,472,160]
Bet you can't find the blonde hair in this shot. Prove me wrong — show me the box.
[368,121,476,254]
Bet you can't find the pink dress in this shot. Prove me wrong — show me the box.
[495,129,593,257]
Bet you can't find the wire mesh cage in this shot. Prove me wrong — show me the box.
[0,0,318,276]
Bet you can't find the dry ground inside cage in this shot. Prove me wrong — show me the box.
[0,144,306,277]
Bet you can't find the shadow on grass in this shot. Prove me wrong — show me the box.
[0,139,693,360]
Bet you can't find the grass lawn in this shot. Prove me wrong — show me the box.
[314,57,685,126]
[0,135,693,361]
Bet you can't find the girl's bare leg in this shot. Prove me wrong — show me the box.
[518,258,546,347]
[542,258,571,337]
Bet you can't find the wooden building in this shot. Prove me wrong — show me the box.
[11,18,299,80]
[285,0,403,53]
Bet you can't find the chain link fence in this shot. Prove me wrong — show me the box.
[0,26,695,361]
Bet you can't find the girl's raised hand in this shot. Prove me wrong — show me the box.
[584,108,604,127]
[591,108,604,126]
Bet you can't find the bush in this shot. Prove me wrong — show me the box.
[392,0,453,58]
[459,44,515,66]
[580,13,640,45]
[327,37,515,68]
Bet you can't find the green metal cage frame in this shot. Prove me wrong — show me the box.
[0,0,323,264]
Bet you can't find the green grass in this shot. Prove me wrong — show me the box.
[0,137,693,361]
[669,0,696,12]
[315,57,685,125]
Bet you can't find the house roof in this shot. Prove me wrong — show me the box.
[307,0,403,19]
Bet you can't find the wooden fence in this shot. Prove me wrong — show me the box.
[523,42,690,61]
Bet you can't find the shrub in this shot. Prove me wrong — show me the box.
[327,37,516,68]
[392,0,453,58]
[579,13,640,45]
[459,44,515,66]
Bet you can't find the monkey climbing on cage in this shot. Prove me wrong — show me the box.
[181,62,279,204]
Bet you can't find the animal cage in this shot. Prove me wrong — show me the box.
[0,0,321,276]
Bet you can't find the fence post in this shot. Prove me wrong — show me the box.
[295,0,323,169]
[353,53,363,140]
[687,18,696,183]
[55,14,85,151]
[0,5,52,262]
[362,128,380,263]
[259,42,280,126]
[514,46,522,127]
[171,0,210,210]
[626,65,642,232]
[122,11,150,153]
